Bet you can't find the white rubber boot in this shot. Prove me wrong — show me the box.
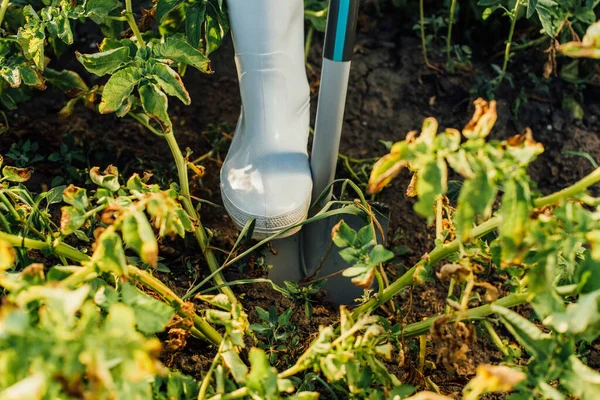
[221,0,312,239]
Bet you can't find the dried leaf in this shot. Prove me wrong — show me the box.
[463,98,497,140]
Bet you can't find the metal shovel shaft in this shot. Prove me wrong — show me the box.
[310,0,360,203]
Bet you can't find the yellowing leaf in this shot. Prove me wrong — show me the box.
[463,364,526,400]
[0,239,16,270]
[463,98,497,140]
[368,141,410,193]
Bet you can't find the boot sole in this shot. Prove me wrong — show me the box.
[221,189,310,240]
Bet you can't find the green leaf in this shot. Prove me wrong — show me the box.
[90,165,120,192]
[499,176,531,265]
[492,305,552,358]
[454,167,496,240]
[0,65,21,88]
[99,66,140,114]
[204,2,229,56]
[121,210,159,267]
[92,230,128,276]
[18,65,45,90]
[246,348,279,398]
[413,157,446,219]
[562,356,600,399]
[60,205,87,235]
[156,0,185,22]
[186,2,207,48]
[17,24,46,70]
[44,68,88,92]
[76,47,132,76]
[150,62,191,105]
[332,220,357,248]
[62,184,89,210]
[151,37,211,73]
[527,0,538,18]
[545,289,600,343]
[121,283,174,334]
[46,13,73,45]
[369,245,394,266]
[85,0,121,20]
[356,224,375,247]
[2,166,33,182]
[139,83,173,133]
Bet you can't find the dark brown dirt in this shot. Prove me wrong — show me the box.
[1,2,600,398]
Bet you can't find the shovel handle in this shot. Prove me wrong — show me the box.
[324,0,360,63]
[310,0,360,203]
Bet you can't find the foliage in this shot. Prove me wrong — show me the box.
[0,0,600,399]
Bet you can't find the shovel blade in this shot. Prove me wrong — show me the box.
[267,203,390,305]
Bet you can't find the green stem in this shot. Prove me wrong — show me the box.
[352,166,600,318]
[482,319,509,357]
[496,0,521,89]
[162,130,237,305]
[419,0,431,68]
[198,342,223,400]
[418,335,427,373]
[124,0,146,49]
[446,0,458,67]
[0,0,9,28]
[0,211,11,233]
[305,25,314,64]
[444,278,455,315]
[129,112,164,137]
[0,192,20,222]
[402,292,529,339]
[127,265,223,345]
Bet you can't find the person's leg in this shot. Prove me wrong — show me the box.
[221,0,312,239]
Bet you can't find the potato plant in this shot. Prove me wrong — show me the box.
[0,0,599,399]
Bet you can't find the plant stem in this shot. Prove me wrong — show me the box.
[482,319,509,357]
[418,335,427,373]
[446,0,458,67]
[128,265,223,345]
[419,0,431,68]
[352,167,600,318]
[0,192,21,222]
[444,278,455,314]
[162,130,237,305]
[496,0,521,89]
[305,25,314,64]
[0,230,222,345]
[402,292,529,339]
[0,0,10,28]
[124,0,146,49]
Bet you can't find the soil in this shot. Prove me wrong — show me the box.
[1,1,600,398]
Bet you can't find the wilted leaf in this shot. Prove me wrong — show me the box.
[99,66,141,114]
[90,165,120,192]
[0,240,15,270]
[60,206,87,235]
[2,166,33,182]
[121,283,174,334]
[151,37,211,73]
[368,141,411,193]
[463,98,497,140]
[62,184,89,210]
[121,210,159,267]
[139,83,173,133]
[150,62,191,105]
[76,47,132,76]
[331,220,357,247]
[437,263,471,281]
[92,230,128,276]
[463,364,526,400]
